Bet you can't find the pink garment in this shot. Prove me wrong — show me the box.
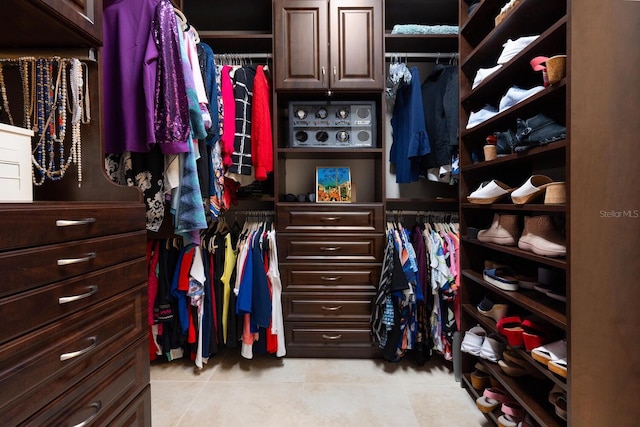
[251,65,273,181]
[220,66,236,168]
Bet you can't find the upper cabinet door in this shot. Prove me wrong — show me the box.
[274,0,329,91]
[329,0,383,90]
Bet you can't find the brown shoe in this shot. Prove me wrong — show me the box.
[518,215,566,257]
[477,214,520,246]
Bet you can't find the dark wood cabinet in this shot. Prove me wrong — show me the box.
[274,0,384,91]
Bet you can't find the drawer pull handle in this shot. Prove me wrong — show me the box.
[57,252,97,266]
[321,305,343,311]
[60,336,98,361]
[322,334,342,340]
[56,218,96,227]
[320,275,342,281]
[320,216,341,222]
[58,285,98,304]
[71,401,102,427]
[320,246,341,252]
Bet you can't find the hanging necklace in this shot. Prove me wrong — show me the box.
[33,57,47,185]
[0,62,15,125]
[70,58,83,187]
[19,57,35,131]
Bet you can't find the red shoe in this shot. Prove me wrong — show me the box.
[521,319,551,351]
[497,316,524,347]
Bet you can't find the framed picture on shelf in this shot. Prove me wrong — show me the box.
[315,167,352,203]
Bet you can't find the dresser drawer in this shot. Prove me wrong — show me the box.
[0,284,147,424]
[0,230,147,297]
[0,202,146,251]
[277,204,383,232]
[283,292,375,322]
[22,338,149,427]
[285,322,378,358]
[278,233,384,262]
[280,263,379,292]
[1,257,147,345]
[107,385,152,427]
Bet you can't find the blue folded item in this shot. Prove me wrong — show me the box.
[391,24,459,35]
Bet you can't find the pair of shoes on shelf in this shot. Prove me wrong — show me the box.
[467,105,500,129]
[468,175,566,205]
[548,384,568,421]
[498,85,545,112]
[498,349,545,380]
[483,261,538,290]
[534,267,566,302]
[476,386,513,413]
[483,268,519,291]
[498,401,526,427]
[461,325,505,362]
[476,296,509,321]
[497,317,553,351]
[531,339,568,378]
[476,213,566,257]
[470,362,491,390]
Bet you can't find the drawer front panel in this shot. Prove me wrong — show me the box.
[278,234,384,262]
[23,338,149,427]
[283,293,374,321]
[0,285,147,423]
[0,203,146,251]
[280,263,380,292]
[107,385,152,427]
[0,257,147,345]
[0,230,147,297]
[277,204,383,232]
[284,322,378,358]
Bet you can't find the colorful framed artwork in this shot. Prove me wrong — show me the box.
[315,167,352,203]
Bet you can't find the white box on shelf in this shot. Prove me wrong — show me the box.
[0,123,34,202]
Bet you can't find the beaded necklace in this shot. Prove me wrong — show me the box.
[0,62,15,125]
[19,57,36,132]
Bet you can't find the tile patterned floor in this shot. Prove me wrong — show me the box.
[150,349,491,427]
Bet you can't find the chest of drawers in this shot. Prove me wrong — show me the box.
[277,203,384,357]
[0,202,150,426]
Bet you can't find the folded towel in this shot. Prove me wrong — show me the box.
[391,24,459,35]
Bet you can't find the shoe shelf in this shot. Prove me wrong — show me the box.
[461,238,567,270]
[461,17,567,111]
[462,305,568,390]
[460,0,505,46]
[460,82,567,141]
[462,140,567,172]
[479,359,566,427]
[460,0,566,74]
[461,203,566,213]
[461,271,566,329]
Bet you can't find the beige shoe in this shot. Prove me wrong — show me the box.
[518,215,566,257]
[477,214,521,246]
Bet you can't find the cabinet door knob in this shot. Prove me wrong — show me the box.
[58,285,98,304]
[322,334,343,340]
[320,275,342,281]
[56,218,96,227]
[321,305,343,311]
[57,252,97,266]
[319,246,341,252]
[70,401,102,427]
[60,336,98,361]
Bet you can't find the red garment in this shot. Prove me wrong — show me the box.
[178,247,195,291]
[251,65,273,181]
[147,239,160,326]
[220,65,235,168]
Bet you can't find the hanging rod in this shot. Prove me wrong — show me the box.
[385,52,458,59]
[0,48,97,62]
[214,53,273,59]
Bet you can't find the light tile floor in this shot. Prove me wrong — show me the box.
[151,349,491,427]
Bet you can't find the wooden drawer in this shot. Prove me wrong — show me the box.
[285,321,379,358]
[22,337,149,427]
[0,230,147,297]
[280,263,380,292]
[0,257,147,345]
[0,202,146,251]
[277,204,383,232]
[278,233,384,262]
[0,284,147,424]
[107,386,151,427]
[283,292,375,322]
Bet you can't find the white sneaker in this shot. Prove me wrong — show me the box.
[499,86,545,111]
[466,105,499,129]
[461,325,486,356]
[472,64,503,89]
[497,35,540,64]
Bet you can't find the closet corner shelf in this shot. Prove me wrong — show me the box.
[460,237,567,269]
[460,81,566,139]
[461,140,567,171]
[384,33,458,53]
[460,203,566,213]
[461,270,567,328]
[478,360,565,427]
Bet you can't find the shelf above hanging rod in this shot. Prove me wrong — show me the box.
[385,52,458,59]
[214,52,273,59]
